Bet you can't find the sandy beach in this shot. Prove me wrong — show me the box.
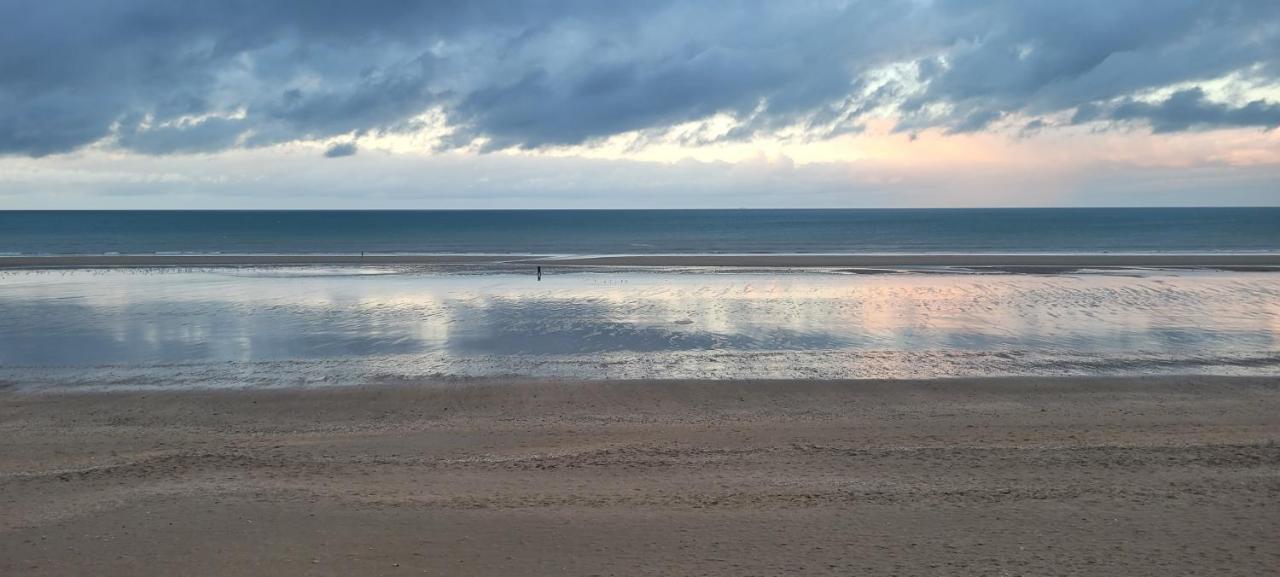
[3,376,1277,576]
[3,252,1280,270]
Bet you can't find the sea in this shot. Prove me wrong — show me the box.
[1,208,1278,389]
[2,208,1279,255]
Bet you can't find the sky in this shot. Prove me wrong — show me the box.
[1,0,1278,209]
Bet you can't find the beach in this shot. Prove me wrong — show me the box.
[2,376,1277,576]
[2,256,1278,575]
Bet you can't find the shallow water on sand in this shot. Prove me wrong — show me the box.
[1,267,1277,388]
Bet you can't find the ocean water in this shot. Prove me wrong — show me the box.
[2,208,1279,255]
[2,267,1276,389]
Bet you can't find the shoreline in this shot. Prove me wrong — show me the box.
[7,372,1275,396]
[3,252,1280,270]
[3,375,1277,576]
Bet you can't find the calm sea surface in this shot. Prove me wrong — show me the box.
[2,208,1279,255]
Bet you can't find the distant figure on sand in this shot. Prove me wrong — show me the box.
[537,266,542,281]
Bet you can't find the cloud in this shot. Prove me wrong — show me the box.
[1017,118,1048,138]
[5,139,1279,209]
[1,0,1278,157]
[1107,88,1280,132]
[902,1,1280,127]
[323,142,358,158]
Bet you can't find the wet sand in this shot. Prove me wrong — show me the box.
[3,252,1280,270]
[2,376,1277,576]
[0,254,522,269]
[530,253,1280,269]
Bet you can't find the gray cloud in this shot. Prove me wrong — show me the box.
[1,0,1277,157]
[897,0,1280,133]
[1107,88,1280,132]
[1017,118,1048,138]
[324,142,358,158]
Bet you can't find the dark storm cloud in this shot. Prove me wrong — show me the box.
[1,0,1277,157]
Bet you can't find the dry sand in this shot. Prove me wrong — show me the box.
[2,376,1278,576]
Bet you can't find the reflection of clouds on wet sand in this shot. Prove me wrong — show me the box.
[0,267,1277,385]
[443,296,853,354]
